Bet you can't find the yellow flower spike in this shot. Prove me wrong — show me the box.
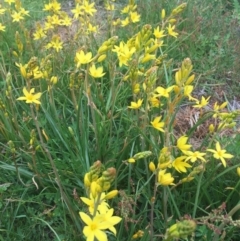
[177,136,192,152]
[151,116,165,132]
[207,142,234,168]
[237,167,240,177]
[89,64,105,78]
[149,161,156,172]
[172,156,191,173]
[17,87,42,105]
[104,190,118,200]
[128,99,143,109]
[158,169,175,186]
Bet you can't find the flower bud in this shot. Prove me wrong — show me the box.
[105,190,118,199]
[149,161,156,172]
[237,167,240,177]
[161,9,166,19]
[133,151,152,160]
[165,220,196,239]
[97,54,107,62]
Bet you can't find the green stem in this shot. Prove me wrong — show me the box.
[193,170,204,218]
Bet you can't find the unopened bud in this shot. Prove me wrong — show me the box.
[149,161,156,172]
[105,190,118,199]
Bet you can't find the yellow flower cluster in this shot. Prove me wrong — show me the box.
[80,161,121,241]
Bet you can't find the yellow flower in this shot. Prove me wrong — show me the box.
[43,1,61,12]
[19,7,30,16]
[4,0,15,5]
[60,14,72,26]
[128,99,143,109]
[213,101,228,118]
[75,50,93,67]
[47,35,63,52]
[167,24,178,38]
[151,116,165,132]
[11,11,24,22]
[0,23,6,32]
[155,86,174,98]
[172,156,191,173]
[121,16,130,27]
[177,136,192,152]
[153,26,165,39]
[141,53,156,63]
[183,85,194,100]
[33,25,47,40]
[79,210,121,241]
[88,23,98,33]
[82,1,97,16]
[0,6,6,15]
[80,193,109,215]
[193,96,210,108]
[105,3,115,11]
[207,142,234,167]
[17,87,42,105]
[89,64,105,78]
[149,96,160,107]
[112,41,136,67]
[130,11,140,23]
[183,151,206,163]
[71,4,84,19]
[158,169,174,186]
